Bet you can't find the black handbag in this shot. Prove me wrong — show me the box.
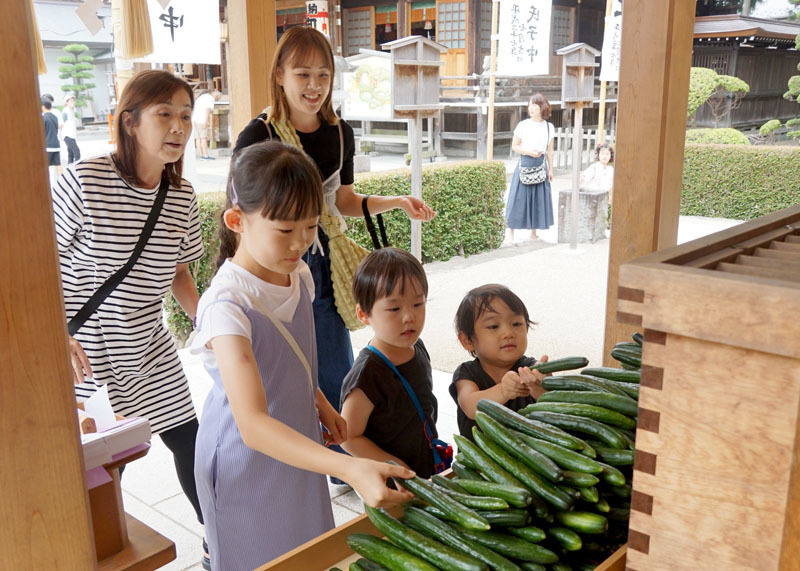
[67,175,170,335]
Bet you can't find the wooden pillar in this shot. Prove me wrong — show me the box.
[602,0,696,363]
[397,0,408,38]
[228,0,277,140]
[3,1,95,568]
[467,0,481,76]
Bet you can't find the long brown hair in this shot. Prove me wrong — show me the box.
[113,70,194,187]
[215,142,324,271]
[268,27,338,126]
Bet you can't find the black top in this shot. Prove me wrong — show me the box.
[449,356,537,440]
[341,340,438,478]
[43,112,59,149]
[234,114,356,185]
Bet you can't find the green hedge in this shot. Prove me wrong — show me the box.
[682,144,800,220]
[685,128,750,145]
[164,160,507,342]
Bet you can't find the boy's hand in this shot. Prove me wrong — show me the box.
[521,354,549,397]
[500,370,532,401]
[347,459,415,508]
[318,403,347,445]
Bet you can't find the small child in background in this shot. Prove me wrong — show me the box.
[580,143,615,203]
[340,247,443,479]
[450,284,549,440]
[191,142,413,571]
[41,96,62,180]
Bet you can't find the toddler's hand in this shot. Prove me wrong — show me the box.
[348,459,415,508]
[500,370,532,401]
[521,354,549,397]
[319,408,347,446]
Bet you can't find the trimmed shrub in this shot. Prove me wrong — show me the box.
[760,119,781,136]
[164,161,507,342]
[685,128,750,145]
[682,144,800,220]
[687,67,718,119]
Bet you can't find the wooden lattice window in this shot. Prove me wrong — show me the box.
[552,7,573,53]
[480,0,492,52]
[437,1,466,49]
[345,9,372,56]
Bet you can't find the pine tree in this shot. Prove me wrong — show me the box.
[57,44,96,115]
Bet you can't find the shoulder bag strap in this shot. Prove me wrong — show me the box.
[68,175,171,336]
[361,197,389,250]
[258,305,314,395]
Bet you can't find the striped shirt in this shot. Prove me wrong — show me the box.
[52,155,203,433]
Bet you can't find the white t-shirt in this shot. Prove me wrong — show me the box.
[581,162,615,192]
[192,93,216,125]
[62,107,78,139]
[513,119,554,154]
[190,260,315,367]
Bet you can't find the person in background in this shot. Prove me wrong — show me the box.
[450,284,549,439]
[234,27,435,483]
[581,142,615,203]
[192,141,414,571]
[61,94,81,164]
[192,89,221,160]
[52,70,209,568]
[41,96,62,180]
[340,247,440,479]
[506,93,555,242]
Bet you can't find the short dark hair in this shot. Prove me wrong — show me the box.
[595,142,614,163]
[455,284,533,356]
[41,96,52,109]
[352,248,428,315]
[528,93,551,120]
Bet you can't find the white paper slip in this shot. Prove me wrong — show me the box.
[83,385,117,431]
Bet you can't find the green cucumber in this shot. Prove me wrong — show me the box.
[541,375,630,397]
[452,460,486,481]
[536,391,639,418]
[580,367,641,383]
[472,428,574,511]
[506,526,546,543]
[364,506,486,571]
[476,508,530,527]
[432,474,468,493]
[514,432,604,474]
[454,434,527,489]
[550,564,572,571]
[548,527,583,551]
[632,331,644,345]
[391,474,490,531]
[554,511,609,535]
[613,341,642,353]
[475,412,564,483]
[561,470,600,488]
[454,479,532,508]
[609,507,632,521]
[347,533,438,571]
[523,411,628,449]
[450,525,559,564]
[455,453,481,471]
[519,403,636,430]
[597,462,627,486]
[610,484,632,498]
[595,497,610,513]
[519,564,547,571]
[477,400,586,451]
[441,489,510,510]
[575,485,599,503]
[611,347,642,369]
[591,378,640,400]
[402,506,521,571]
[530,356,589,374]
[595,447,635,466]
[349,562,366,571]
[352,559,389,571]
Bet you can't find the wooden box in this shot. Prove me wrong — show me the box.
[615,205,800,570]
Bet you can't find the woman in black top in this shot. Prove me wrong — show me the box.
[234,27,435,435]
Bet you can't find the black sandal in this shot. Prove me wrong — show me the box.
[202,538,211,570]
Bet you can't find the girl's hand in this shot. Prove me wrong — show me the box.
[500,370,531,401]
[347,459,415,508]
[529,150,543,158]
[521,355,549,398]
[399,196,436,222]
[318,403,348,446]
[548,169,554,183]
[68,336,92,385]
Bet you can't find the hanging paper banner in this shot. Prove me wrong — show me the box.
[136,0,220,64]
[599,0,622,82]
[305,0,330,37]
[497,0,552,76]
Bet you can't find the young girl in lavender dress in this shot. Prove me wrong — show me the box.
[191,141,414,571]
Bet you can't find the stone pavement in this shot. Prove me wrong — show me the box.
[70,131,741,569]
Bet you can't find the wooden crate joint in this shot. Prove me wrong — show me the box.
[634,450,657,475]
[627,529,651,555]
[630,490,654,515]
[637,408,660,433]
[640,365,663,390]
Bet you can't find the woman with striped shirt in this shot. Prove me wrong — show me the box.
[52,70,206,557]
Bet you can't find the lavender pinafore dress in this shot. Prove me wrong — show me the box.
[195,283,335,571]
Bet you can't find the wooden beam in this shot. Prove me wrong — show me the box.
[228,0,277,140]
[602,0,696,363]
[2,1,95,568]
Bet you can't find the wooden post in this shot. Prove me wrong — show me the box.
[3,1,96,568]
[602,0,696,363]
[227,0,277,140]
[410,113,423,259]
[486,0,499,160]
[570,101,583,250]
[597,0,614,143]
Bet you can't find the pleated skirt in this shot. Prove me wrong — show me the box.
[505,159,554,230]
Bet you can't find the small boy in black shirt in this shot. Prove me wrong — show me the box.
[340,248,439,478]
[41,96,62,179]
[450,284,549,440]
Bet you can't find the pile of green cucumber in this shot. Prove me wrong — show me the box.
[339,346,642,571]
